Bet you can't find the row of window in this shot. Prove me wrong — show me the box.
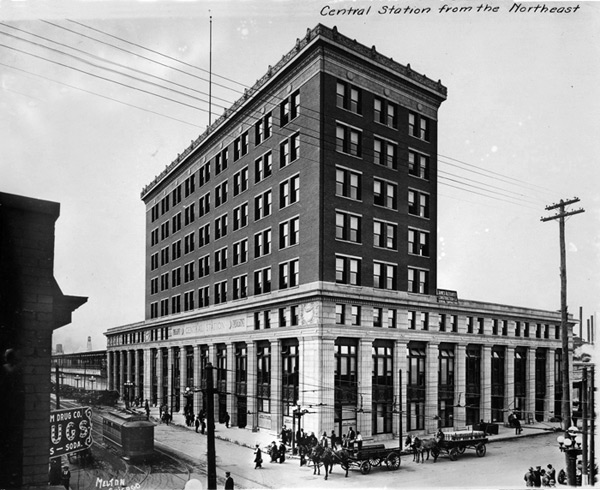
[336,255,429,294]
[336,212,430,254]
[335,166,431,216]
[336,80,431,141]
[150,172,300,247]
[149,259,300,318]
[150,91,300,223]
[151,212,300,272]
[336,122,430,177]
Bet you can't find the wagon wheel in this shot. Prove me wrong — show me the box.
[370,457,381,467]
[449,447,459,461]
[457,446,466,454]
[385,452,401,470]
[476,443,487,457]
[360,460,372,474]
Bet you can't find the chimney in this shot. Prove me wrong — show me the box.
[87,336,92,352]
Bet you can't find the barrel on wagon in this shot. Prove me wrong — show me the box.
[102,411,155,459]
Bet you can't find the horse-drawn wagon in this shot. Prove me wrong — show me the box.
[347,444,402,474]
[431,430,488,461]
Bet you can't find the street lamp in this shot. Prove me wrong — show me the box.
[74,375,81,389]
[124,380,134,410]
[89,376,96,391]
[557,426,583,486]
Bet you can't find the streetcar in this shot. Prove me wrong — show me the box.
[102,411,155,459]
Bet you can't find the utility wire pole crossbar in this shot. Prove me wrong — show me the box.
[540,197,585,488]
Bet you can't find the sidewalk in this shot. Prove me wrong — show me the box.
[137,403,562,453]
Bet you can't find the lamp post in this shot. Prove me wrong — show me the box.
[124,380,134,410]
[557,426,583,486]
[74,375,81,389]
[89,376,96,391]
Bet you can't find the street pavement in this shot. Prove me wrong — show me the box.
[132,404,563,489]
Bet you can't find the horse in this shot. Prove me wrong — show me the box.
[410,435,439,463]
[309,445,350,480]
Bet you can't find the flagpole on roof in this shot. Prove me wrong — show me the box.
[209,12,213,126]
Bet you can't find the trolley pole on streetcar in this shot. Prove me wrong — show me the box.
[206,363,217,490]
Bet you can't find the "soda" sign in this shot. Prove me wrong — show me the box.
[49,406,93,457]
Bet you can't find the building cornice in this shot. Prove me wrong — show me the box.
[140,23,447,202]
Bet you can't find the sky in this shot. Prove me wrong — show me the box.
[1,0,599,354]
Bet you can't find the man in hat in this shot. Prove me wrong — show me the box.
[60,464,71,490]
[224,471,234,489]
[253,444,263,469]
[524,467,535,487]
[533,465,542,487]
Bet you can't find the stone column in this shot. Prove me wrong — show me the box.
[167,347,174,413]
[194,345,201,414]
[546,348,555,422]
[481,345,492,422]
[134,349,141,400]
[504,346,515,424]
[107,351,113,391]
[395,341,408,447]
[526,347,536,423]
[247,342,257,430]
[455,344,466,428]
[157,348,164,407]
[358,338,373,438]
[425,342,439,434]
[119,350,126,397]
[180,345,188,413]
[226,343,235,426]
[300,336,323,436]
[270,340,282,432]
[143,349,152,403]
[320,337,336,435]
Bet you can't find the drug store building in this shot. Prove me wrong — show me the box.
[105,24,569,440]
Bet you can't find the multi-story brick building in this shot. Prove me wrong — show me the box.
[105,24,570,440]
[0,192,86,488]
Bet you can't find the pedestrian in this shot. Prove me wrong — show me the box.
[224,471,234,490]
[330,429,338,450]
[145,399,150,420]
[534,465,542,487]
[356,431,363,451]
[546,464,556,486]
[514,416,522,435]
[524,467,535,487]
[224,411,230,428]
[201,417,206,435]
[278,442,286,463]
[541,469,550,487]
[269,441,278,462]
[60,464,71,490]
[254,444,263,469]
[347,427,356,450]
[195,415,200,433]
[320,431,328,447]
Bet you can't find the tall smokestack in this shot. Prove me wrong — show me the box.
[87,336,92,352]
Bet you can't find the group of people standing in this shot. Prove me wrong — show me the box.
[524,464,557,487]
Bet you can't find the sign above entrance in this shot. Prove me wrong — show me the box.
[171,316,247,339]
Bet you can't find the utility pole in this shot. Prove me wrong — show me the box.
[55,364,60,409]
[206,363,217,490]
[541,197,585,487]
